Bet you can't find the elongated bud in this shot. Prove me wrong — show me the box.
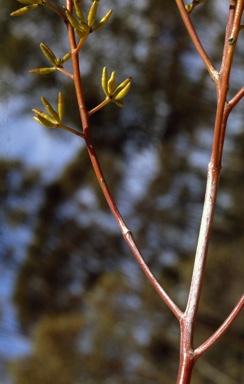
[114,81,131,100]
[107,71,116,94]
[92,9,112,32]
[10,4,38,16]
[58,92,65,121]
[32,109,58,125]
[29,67,56,74]
[41,97,60,124]
[17,0,42,4]
[74,0,85,22]
[33,115,58,128]
[65,9,81,30]
[101,67,108,96]
[61,52,71,64]
[113,78,132,99]
[87,0,99,27]
[40,43,58,66]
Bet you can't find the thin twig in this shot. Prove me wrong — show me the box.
[194,294,244,358]
[175,0,218,83]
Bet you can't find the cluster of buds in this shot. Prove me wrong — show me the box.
[101,67,132,107]
[32,93,84,137]
[65,0,112,39]
[32,93,64,128]
[11,0,132,132]
[30,43,71,75]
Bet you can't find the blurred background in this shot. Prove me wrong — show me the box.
[0,1,244,383]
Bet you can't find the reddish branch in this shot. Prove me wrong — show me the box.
[66,0,182,320]
[175,1,244,382]
[65,1,243,382]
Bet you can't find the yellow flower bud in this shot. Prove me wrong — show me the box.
[107,71,116,94]
[61,52,71,64]
[74,0,85,22]
[41,97,60,124]
[101,67,109,96]
[65,9,81,30]
[33,115,58,128]
[114,81,131,100]
[92,9,112,32]
[29,67,56,74]
[58,92,65,121]
[17,0,42,4]
[10,4,38,16]
[87,0,99,27]
[32,109,58,126]
[112,77,132,100]
[40,43,58,66]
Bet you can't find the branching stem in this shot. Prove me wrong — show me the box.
[66,0,182,320]
[176,1,244,382]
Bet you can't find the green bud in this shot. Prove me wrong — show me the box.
[33,115,58,128]
[58,92,65,121]
[17,0,42,4]
[40,43,58,66]
[87,0,99,27]
[41,97,60,124]
[92,9,112,32]
[32,109,57,124]
[61,52,71,64]
[74,0,85,22]
[65,9,81,30]
[107,71,116,94]
[101,67,109,96]
[29,67,56,74]
[112,78,132,99]
[10,4,38,16]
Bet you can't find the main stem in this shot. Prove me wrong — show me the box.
[176,1,243,382]
[66,1,182,320]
